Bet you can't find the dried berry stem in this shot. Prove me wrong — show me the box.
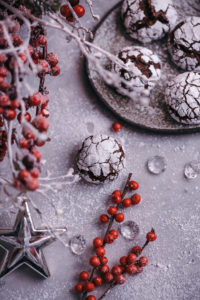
[98,282,116,300]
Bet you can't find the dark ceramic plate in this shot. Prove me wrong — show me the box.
[87,0,200,133]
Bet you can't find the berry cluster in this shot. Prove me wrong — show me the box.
[74,174,157,300]
[0,14,60,192]
[60,0,85,22]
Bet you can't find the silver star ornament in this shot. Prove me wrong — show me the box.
[0,201,66,279]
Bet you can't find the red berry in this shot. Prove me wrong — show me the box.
[18,169,30,180]
[112,195,121,204]
[131,246,142,256]
[30,168,40,178]
[73,5,85,18]
[100,256,108,265]
[100,214,109,223]
[75,283,83,293]
[38,59,48,72]
[104,272,113,283]
[109,229,118,239]
[29,92,42,106]
[32,115,50,132]
[69,0,79,6]
[146,231,157,242]
[127,253,137,264]
[26,178,39,191]
[60,4,72,17]
[107,206,117,215]
[93,237,103,248]
[90,256,100,267]
[86,296,96,300]
[17,112,31,123]
[104,234,114,244]
[93,276,102,287]
[0,81,10,91]
[129,181,139,190]
[139,256,148,267]
[41,95,49,108]
[51,65,60,76]
[66,16,74,22]
[96,247,106,257]
[18,53,27,64]
[3,108,16,120]
[115,213,124,223]
[46,52,58,67]
[0,54,6,64]
[112,190,121,196]
[20,138,29,149]
[100,264,109,274]
[22,127,35,140]
[84,282,94,292]
[0,67,7,77]
[120,256,127,266]
[38,35,47,46]
[31,149,42,162]
[41,108,50,118]
[112,266,122,276]
[112,122,122,132]
[122,198,132,208]
[115,274,126,285]
[0,94,10,106]
[11,100,20,109]
[131,193,141,205]
[79,271,89,281]
[126,264,137,275]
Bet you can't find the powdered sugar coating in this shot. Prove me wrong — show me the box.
[168,17,200,71]
[165,72,200,124]
[122,0,178,43]
[77,135,125,184]
[113,46,161,98]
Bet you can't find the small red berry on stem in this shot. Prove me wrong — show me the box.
[73,5,85,18]
[84,282,94,292]
[107,206,117,215]
[112,190,121,197]
[127,253,137,264]
[100,214,109,223]
[109,229,118,239]
[122,198,132,208]
[146,231,157,242]
[79,271,89,281]
[131,246,142,256]
[112,265,122,276]
[112,194,121,204]
[112,122,122,132]
[120,256,127,266]
[93,276,102,287]
[75,283,83,293]
[29,92,42,106]
[100,264,109,274]
[3,108,16,120]
[104,233,114,244]
[131,193,141,205]
[139,256,148,267]
[115,274,126,285]
[126,264,137,275]
[129,181,139,190]
[104,272,113,283]
[60,4,72,17]
[96,247,106,257]
[93,237,103,248]
[115,213,124,223]
[100,256,108,265]
[90,256,100,267]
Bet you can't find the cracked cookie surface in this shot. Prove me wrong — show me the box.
[168,17,200,71]
[113,46,161,98]
[121,0,178,43]
[77,135,125,184]
[165,72,200,125]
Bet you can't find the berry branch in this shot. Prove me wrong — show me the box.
[74,174,157,300]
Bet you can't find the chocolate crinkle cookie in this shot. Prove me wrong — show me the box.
[77,135,125,184]
[121,0,178,43]
[113,46,161,98]
[165,72,200,125]
[168,17,200,71]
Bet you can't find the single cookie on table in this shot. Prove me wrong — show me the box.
[121,0,178,43]
[77,135,125,184]
[168,17,200,71]
[165,72,200,125]
[113,46,161,98]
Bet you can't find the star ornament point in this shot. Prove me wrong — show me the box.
[0,202,66,279]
